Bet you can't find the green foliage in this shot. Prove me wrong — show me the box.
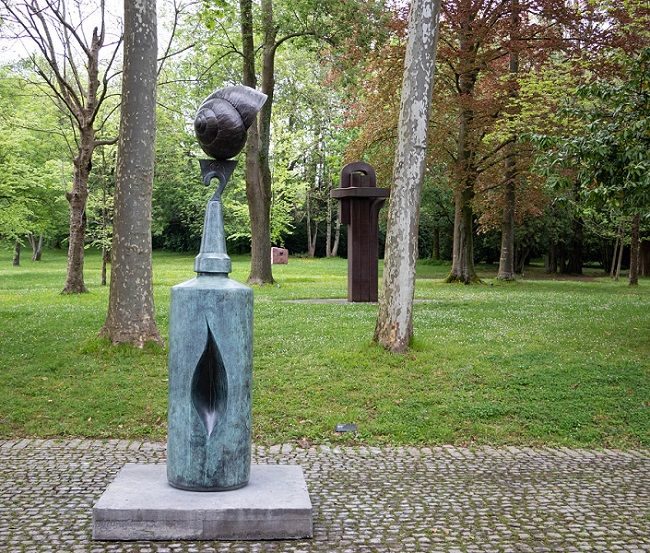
[0,249,647,447]
[151,104,209,251]
[533,49,650,214]
[0,70,70,245]
[86,148,116,254]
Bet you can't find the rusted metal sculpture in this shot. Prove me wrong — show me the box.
[331,162,389,302]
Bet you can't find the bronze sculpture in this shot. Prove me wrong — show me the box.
[167,85,266,491]
[194,85,267,160]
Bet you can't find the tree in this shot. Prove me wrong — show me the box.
[347,1,571,283]
[496,0,521,281]
[239,0,272,284]
[270,51,349,257]
[439,0,536,283]
[86,148,115,285]
[535,48,650,286]
[374,0,442,353]
[231,0,387,282]
[0,70,70,262]
[100,0,162,346]
[0,0,121,292]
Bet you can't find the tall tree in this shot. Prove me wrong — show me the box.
[374,0,442,353]
[239,0,273,284]
[0,72,70,264]
[0,0,121,293]
[234,0,386,283]
[534,48,650,287]
[441,0,515,283]
[496,0,521,281]
[100,0,161,346]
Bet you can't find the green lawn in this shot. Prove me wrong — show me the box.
[0,248,648,448]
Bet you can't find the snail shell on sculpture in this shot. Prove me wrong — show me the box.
[194,85,268,160]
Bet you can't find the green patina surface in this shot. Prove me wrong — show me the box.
[166,274,253,491]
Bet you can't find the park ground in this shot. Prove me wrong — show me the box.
[0,248,648,448]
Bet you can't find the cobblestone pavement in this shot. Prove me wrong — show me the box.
[0,440,648,553]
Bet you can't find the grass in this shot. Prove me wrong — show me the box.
[0,247,648,448]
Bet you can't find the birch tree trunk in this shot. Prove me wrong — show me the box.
[100,0,161,346]
[32,235,43,261]
[332,214,341,257]
[374,0,441,353]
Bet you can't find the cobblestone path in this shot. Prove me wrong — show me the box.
[0,439,648,552]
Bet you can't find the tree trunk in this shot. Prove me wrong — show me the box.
[62,128,93,293]
[374,0,441,353]
[101,247,109,286]
[306,190,314,256]
[241,0,276,285]
[610,226,622,278]
[32,235,43,261]
[615,231,624,281]
[308,225,318,257]
[629,212,640,286]
[239,0,274,284]
[641,240,650,277]
[446,20,479,285]
[515,245,529,275]
[545,244,558,274]
[331,214,341,257]
[326,196,333,257]
[432,225,440,260]
[12,240,21,266]
[565,204,583,274]
[497,0,519,281]
[100,151,110,280]
[497,153,516,280]
[239,0,272,284]
[447,183,478,283]
[306,188,318,257]
[27,233,42,261]
[100,0,161,346]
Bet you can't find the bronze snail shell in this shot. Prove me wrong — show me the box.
[194,85,267,160]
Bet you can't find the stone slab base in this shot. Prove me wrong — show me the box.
[92,463,312,541]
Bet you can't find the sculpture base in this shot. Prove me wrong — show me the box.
[92,464,312,541]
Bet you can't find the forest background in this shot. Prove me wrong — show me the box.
[0,0,648,284]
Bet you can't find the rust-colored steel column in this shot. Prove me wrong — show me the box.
[331,162,389,302]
